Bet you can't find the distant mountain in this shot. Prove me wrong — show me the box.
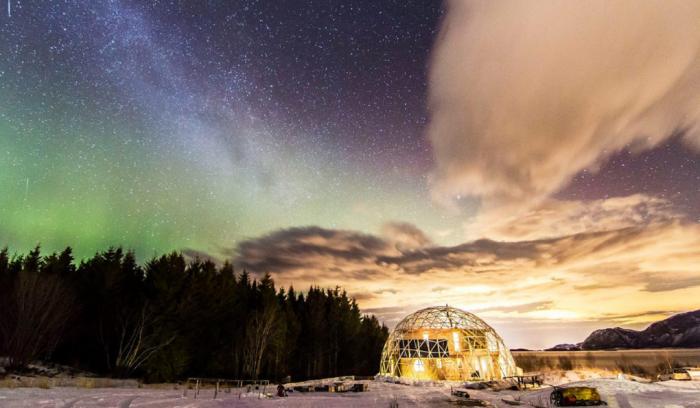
[545,343,582,351]
[580,310,700,350]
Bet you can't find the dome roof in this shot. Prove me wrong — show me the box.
[393,305,499,333]
[379,305,518,381]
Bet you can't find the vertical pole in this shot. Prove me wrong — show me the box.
[215,380,219,399]
[195,379,200,399]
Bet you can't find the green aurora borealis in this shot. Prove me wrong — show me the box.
[0,1,461,259]
[0,108,460,259]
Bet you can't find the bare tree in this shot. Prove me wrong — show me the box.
[108,305,173,377]
[0,272,73,370]
[243,306,278,379]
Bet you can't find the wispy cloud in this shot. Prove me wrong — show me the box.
[474,194,679,241]
[479,301,554,314]
[427,0,700,222]
[642,276,700,293]
[227,198,700,348]
[380,222,433,251]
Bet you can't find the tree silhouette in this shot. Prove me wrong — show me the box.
[0,246,388,382]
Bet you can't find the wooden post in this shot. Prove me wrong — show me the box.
[195,379,200,399]
[214,380,219,399]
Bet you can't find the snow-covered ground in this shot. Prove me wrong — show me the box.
[521,379,700,407]
[0,378,699,407]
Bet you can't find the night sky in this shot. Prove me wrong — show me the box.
[1,1,452,256]
[2,0,699,348]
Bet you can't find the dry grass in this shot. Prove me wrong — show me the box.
[513,348,700,378]
[0,376,140,389]
[0,378,18,388]
[140,382,181,390]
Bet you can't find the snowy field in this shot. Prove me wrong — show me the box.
[1,378,699,407]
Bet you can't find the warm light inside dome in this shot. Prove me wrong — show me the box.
[379,306,519,381]
[413,359,425,372]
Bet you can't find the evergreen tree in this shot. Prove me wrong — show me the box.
[0,246,389,382]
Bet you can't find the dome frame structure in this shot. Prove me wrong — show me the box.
[379,306,518,381]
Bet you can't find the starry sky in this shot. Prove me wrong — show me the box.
[1,0,455,256]
[1,0,699,349]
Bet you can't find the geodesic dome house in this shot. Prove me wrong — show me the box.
[379,306,518,381]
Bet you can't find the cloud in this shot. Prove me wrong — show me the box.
[182,248,222,264]
[427,0,700,216]
[376,237,543,276]
[599,310,679,324]
[361,305,423,328]
[479,301,553,314]
[373,288,399,295]
[233,221,700,287]
[226,199,700,348]
[573,282,621,292]
[380,222,433,251]
[230,215,699,323]
[642,276,700,293]
[475,194,679,241]
[351,292,377,302]
[232,226,398,284]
